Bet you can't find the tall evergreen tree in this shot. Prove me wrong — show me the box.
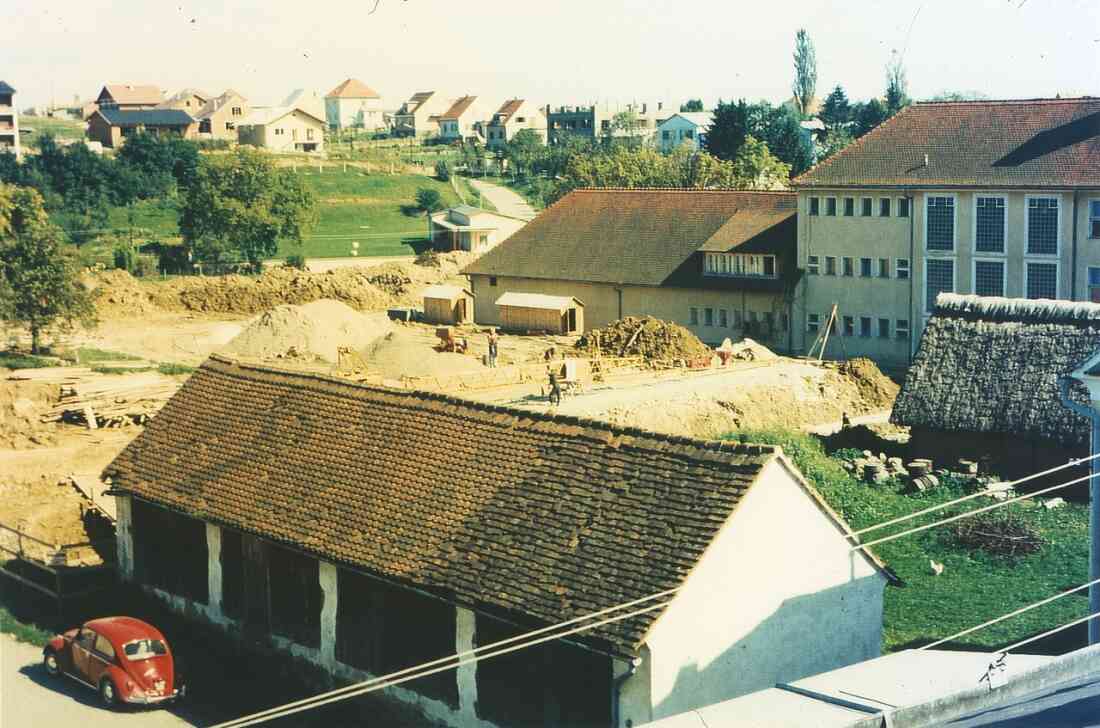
[820,85,851,130]
[855,99,889,137]
[792,29,818,118]
[703,99,750,161]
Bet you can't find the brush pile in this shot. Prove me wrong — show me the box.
[576,316,712,361]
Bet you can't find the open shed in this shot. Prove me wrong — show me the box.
[422,284,474,325]
[495,292,584,334]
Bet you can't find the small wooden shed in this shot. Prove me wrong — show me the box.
[494,292,585,334]
[422,284,474,325]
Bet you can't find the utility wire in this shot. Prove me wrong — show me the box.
[920,576,1100,651]
[206,598,668,728]
[852,471,1098,552]
[849,454,1100,539]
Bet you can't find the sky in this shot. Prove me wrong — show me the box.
[5,0,1098,111]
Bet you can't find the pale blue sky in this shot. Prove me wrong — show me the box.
[5,0,1098,110]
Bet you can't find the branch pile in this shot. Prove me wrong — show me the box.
[576,316,713,361]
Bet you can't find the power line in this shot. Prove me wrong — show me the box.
[852,470,1098,552]
[849,454,1100,539]
[206,598,668,728]
[920,576,1100,651]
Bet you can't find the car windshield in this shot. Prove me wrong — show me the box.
[122,638,168,660]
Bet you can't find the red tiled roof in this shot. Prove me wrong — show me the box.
[440,95,478,120]
[326,78,380,99]
[104,356,783,655]
[794,98,1100,189]
[463,189,797,287]
[99,84,164,106]
[492,99,525,124]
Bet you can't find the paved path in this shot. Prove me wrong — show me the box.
[0,635,196,727]
[468,179,536,220]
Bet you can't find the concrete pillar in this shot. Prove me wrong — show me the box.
[206,524,222,614]
[319,562,338,668]
[455,606,478,719]
[115,495,134,581]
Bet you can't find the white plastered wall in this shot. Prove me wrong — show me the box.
[625,457,885,724]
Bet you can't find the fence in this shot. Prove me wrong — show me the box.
[0,521,116,616]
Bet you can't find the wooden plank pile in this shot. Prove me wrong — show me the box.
[7,367,181,429]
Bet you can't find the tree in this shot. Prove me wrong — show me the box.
[854,99,889,137]
[819,85,851,130]
[885,52,909,115]
[680,99,704,113]
[415,187,444,240]
[731,136,792,189]
[117,132,200,197]
[818,129,855,160]
[179,149,318,270]
[927,90,989,102]
[608,110,645,143]
[0,184,95,353]
[703,99,750,161]
[749,103,814,176]
[504,129,543,177]
[792,29,818,118]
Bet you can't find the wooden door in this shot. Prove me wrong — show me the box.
[241,534,270,632]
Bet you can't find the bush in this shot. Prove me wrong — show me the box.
[195,138,231,151]
[132,254,157,278]
[434,159,451,181]
[285,253,307,270]
[112,244,135,272]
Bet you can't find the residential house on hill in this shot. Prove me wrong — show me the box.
[546,101,668,144]
[437,95,487,141]
[0,81,19,159]
[485,99,546,150]
[430,205,527,253]
[325,78,388,131]
[892,294,1100,476]
[791,97,1100,368]
[105,355,889,728]
[195,90,249,141]
[281,89,325,122]
[463,189,800,348]
[393,91,452,138]
[86,108,197,149]
[237,106,324,153]
[95,84,164,111]
[157,88,211,113]
[657,112,713,153]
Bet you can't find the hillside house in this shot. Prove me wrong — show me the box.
[86,108,197,149]
[106,355,889,728]
[325,78,388,130]
[394,91,452,138]
[0,81,19,159]
[463,189,800,348]
[656,112,713,153]
[485,99,546,150]
[892,294,1100,477]
[195,90,249,141]
[237,107,325,153]
[791,97,1100,368]
[430,205,526,253]
[438,96,487,141]
[546,101,667,144]
[94,84,164,111]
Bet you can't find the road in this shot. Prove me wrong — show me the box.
[946,672,1100,727]
[0,635,195,727]
[468,178,536,220]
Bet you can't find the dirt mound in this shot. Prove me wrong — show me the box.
[576,316,712,361]
[364,328,485,379]
[223,299,395,363]
[86,269,159,318]
[0,379,58,449]
[838,357,899,410]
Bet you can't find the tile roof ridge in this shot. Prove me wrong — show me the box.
[572,187,794,195]
[913,96,1099,106]
[203,354,780,461]
[791,103,917,187]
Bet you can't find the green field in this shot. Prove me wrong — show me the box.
[728,430,1090,653]
[83,171,471,260]
[18,115,86,151]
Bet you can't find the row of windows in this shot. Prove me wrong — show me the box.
[927,195,1061,255]
[807,313,910,340]
[808,255,910,280]
[688,306,790,332]
[809,196,910,218]
[924,258,1059,311]
[703,253,777,278]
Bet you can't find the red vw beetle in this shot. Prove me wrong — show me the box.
[43,616,184,707]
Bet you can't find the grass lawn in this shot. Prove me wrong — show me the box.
[18,115,86,151]
[726,430,1090,654]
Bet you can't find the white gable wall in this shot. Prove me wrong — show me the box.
[618,457,885,726]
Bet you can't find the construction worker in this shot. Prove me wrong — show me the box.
[487,329,499,368]
[548,370,562,406]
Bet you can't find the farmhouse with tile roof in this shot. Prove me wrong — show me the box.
[464,188,799,345]
[106,355,888,727]
[324,77,390,131]
[86,108,197,149]
[438,95,489,141]
[789,97,1100,368]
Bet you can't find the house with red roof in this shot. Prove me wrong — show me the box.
[324,78,389,131]
[791,97,1100,367]
[485,99,546,150]
[438,95,490,141]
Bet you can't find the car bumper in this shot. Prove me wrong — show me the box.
[123,689,180,705]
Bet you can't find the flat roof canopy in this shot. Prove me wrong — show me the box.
[495,292,583,312]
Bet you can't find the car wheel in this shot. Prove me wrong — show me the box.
[43,650,60,677]
[99,678,118,708]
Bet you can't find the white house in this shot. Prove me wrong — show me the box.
[237,106,325,153]
[430,205,527,253]
[484,99,546,150]
[106,355,891,728]
[657,112,713,153]
[324,78,388,131]
[438,95,488,141]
